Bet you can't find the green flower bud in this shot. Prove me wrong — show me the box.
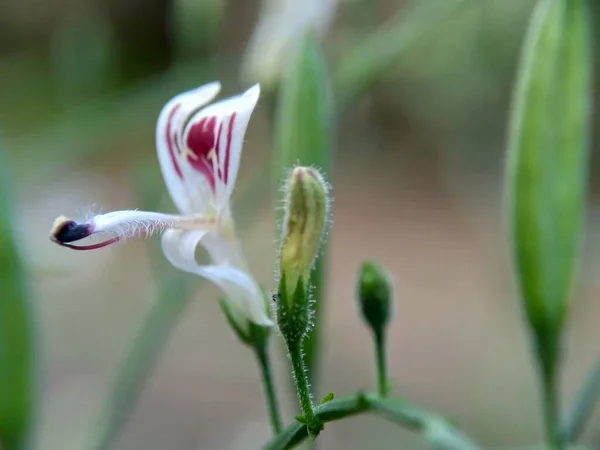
[276,166,330,345]
[357,261,393,334]
[277,166,330,305]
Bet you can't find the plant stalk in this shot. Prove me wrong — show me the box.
[374,330,388,397]
[286,341,322,438]
[541,371,562,450]
[254,343,283,435]
[288,342,315,421]
[263,392,480,450]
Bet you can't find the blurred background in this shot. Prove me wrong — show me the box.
[1,0,599,448]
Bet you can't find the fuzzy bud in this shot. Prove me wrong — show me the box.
[278,166,329,305]
[357,261,393,335]
[276,166,330,345]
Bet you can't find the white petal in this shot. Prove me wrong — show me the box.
[156,82,222,215]
[161,229,273,326]
[181,84,260,209]
[50,210,212,250]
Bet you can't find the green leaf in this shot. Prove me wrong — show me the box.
[274,32,333,174]
[505,0,592,373]
[319,393,334,405]
[295,415,307,424]
[274,31,334,393]
[0,142,35,450]
[506,2,593,445]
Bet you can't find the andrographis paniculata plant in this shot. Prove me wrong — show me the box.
[49,82,272,329]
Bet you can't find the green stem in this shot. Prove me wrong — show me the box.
[534,331,563,450]
[302,258,326,392]
[262,392,479,450]
[374,330,388,397]
[287,342,317,425]
[254,344,283,435]
[561,352,600,442]
[541,370,562,450]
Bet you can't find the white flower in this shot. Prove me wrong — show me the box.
[49,82,273,327]
[241,0,338,87]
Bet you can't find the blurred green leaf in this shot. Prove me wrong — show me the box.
[274,33,334,392]
[334,0,470,109]
[0,141,35,450]
[506,0,592,372]
[505,0,592,445]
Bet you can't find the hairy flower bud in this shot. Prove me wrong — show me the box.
[357,261,393,335]
[275,166,330,347]
[278,166,330,305]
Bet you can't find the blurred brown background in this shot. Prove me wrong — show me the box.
[2,0,600,448]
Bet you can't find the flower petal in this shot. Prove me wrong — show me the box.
[161,229,273,326]
[49,210,213,250]
[156,82,221,215]
[181,84,260,209]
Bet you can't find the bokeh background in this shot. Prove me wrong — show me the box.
[1,0,599,449]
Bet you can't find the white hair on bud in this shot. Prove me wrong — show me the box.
[272,164,333,297]
[90,210,209,241]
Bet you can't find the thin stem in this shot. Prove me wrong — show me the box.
[287,342,316,423]
[254,344,283,435]
[561,352,600,442]
[541,370,562,450]
[374,330,388,397]
[262,392,480,450]
[534,332,563,450]
[303,258,326,392]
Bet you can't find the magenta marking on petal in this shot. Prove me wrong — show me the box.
[166,104,184,179]
[215,121,223,181]
[185,115,221,191]
[224,112,236,185]
[55,236,122,251]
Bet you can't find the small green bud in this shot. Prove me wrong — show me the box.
[319,392,334,405]
[357,261,393,334]
[277,166,330,305]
